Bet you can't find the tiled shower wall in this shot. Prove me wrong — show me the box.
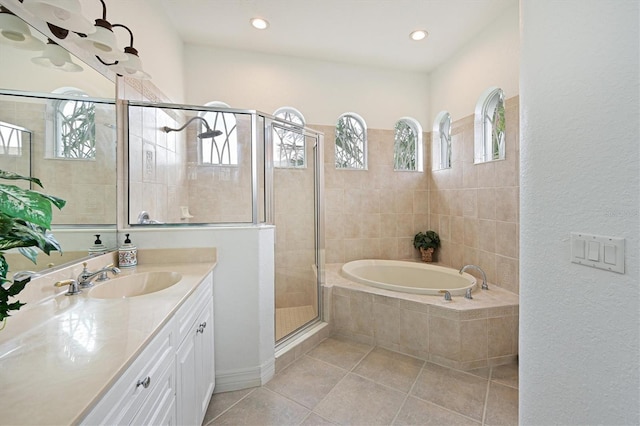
[314,95,520,294]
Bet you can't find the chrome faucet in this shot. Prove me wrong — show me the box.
[77,262,121,288]
[459,264,489,290]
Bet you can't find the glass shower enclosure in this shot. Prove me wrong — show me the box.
[123,101,324,343]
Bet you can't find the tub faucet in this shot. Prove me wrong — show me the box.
[440,290,452,301]
[77,262,121,288]
[459,264,488,290]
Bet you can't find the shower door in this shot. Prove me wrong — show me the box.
[272,122,324,343]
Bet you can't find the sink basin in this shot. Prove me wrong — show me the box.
[88,272,183,299]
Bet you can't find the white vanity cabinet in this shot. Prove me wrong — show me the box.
[80,271,215,426]
[176,272,215,426]
[80,317,177,426]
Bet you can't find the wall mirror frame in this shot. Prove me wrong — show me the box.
[0,2,118,278]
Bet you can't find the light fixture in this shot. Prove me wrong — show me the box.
[74,0,126,62]
[107,24,150,79]
[162,117,223,139]
[21,0,95,35]
[31,38,82,72]
[409,29,428,41]
[0,6,45,50]
[250,17,269,30]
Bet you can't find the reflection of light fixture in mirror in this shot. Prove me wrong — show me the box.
[31,38,82,72]
[162,116,223,139]
[21,0,95,36]
[0,6,45,50]
[74,0,126,62]
[107,23,150,79]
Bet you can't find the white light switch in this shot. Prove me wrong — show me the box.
[572,239,585,259]
[604,244,616,265]
[587,241,600,261]
[571,233,625,274]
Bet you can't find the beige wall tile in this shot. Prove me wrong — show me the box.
[460,319,488,362]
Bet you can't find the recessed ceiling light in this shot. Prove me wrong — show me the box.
[250,17,269,30]
[410,30,428,41]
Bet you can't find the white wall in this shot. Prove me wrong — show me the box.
[520,1,639,424]
[124,226,275,392]
[428,3,519,123]
[184,45,430,129]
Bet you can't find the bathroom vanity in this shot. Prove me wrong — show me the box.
[0,249,216,425]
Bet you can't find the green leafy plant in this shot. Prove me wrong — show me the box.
[0,170,65,324]
[413,230,441,251]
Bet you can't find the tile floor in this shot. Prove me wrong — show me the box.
[203,336,518,425]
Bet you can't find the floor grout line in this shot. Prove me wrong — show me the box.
[205,387,258,425]
[481,366,493,426]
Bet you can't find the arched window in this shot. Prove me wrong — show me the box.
[474,87,505,163]
[273,107,306,168]
[432,111,452,170]
[53,87,95,159]
[200,101,237,165]
[335,112,366,169]
[394,117,423,171]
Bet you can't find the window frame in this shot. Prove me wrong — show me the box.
[335,112,367,170]
[273,106,306,169]
[394,116,423,172]
[52,87,96,160]
[199,101,238,166]
[432,111,452,171]
[474,87,506,164]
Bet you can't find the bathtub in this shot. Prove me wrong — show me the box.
[340,259,476,296]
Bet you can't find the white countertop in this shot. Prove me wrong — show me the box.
[0,250,216,425]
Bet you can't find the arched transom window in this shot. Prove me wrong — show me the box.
[273,107,306,168]
[474,87,505,163]
[200,101,238,165]
[394,117,423,171]
[335,112,366,169]
[432,111,452,170]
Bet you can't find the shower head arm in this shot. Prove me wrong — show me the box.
[162,116,212,134]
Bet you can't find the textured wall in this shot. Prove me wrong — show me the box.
[520,1,639,424]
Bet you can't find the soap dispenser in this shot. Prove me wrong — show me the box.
[89,234,107,257]
[118,233,137,268]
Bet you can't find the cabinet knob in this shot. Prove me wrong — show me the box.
[136,376,151,389]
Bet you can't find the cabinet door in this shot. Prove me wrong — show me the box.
[176,333,198,426]
[131,361,176,426]
[196,300,215,421]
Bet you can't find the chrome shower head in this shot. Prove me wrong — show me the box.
[162,116,222,139]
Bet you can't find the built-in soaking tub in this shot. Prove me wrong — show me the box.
[340,259,476,296]
[328,260,519,370]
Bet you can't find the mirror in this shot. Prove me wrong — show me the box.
[0,6,117,278]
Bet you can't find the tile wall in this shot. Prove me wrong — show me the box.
[313,95,520,294]
[311,124,430,264]
[429,96,520,293]
[0,97,116,225]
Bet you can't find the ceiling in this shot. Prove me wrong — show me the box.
[158,0,517,73]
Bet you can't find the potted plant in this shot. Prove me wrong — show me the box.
[413,230,441,262]
[0,170,65,328]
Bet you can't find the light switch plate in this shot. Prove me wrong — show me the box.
[571,233,625,274]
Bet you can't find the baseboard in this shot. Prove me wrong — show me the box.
[214,357,275,393]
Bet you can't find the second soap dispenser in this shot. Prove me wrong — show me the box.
[118,233,137,268]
